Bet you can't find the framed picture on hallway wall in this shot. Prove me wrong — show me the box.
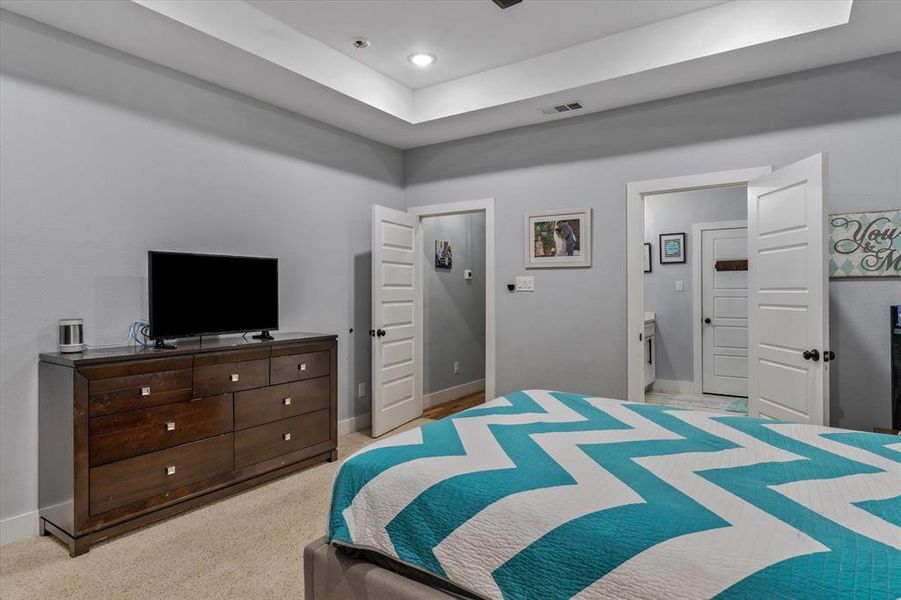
[525,208,592,268]
[643,243,652,273]
[659,232,686,264]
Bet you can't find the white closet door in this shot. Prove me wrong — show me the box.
[747,154,829,424]
[702,227,749,397]
[371,205,423,437]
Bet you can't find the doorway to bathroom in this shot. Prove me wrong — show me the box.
[642,185,749,414]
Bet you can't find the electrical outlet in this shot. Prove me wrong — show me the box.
[515,276,535,292]
[358,382,366,397]
[453,361,460,374]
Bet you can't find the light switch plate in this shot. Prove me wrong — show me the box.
[515,276,535,292]
[358,382,366,397]
[463,269,473,280]
[675,280,684,292]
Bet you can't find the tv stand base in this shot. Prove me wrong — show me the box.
[252,330,275,341]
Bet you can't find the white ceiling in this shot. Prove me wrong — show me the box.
[2,0,900,149]
[247,0,725,89]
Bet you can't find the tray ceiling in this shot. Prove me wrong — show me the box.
[1,0,899,149]
[247,0,725,89]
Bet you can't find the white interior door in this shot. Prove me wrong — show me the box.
[701,226,749,397]
[371,205,422,437]
[747,154,829,424]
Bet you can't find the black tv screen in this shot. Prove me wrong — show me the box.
[149,251,278,339]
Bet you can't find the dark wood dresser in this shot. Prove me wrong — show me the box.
[38,332,337,556]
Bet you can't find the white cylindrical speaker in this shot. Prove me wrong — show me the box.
[59,319,84,353]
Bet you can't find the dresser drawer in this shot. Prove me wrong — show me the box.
[89,368,193,417]
[234,410,330,469]
[270,351,329,385]
[193,359,269,397]
[80,356,193,380]
[89,394,233,466]
[234,377,330,430]
[89,434,233,515]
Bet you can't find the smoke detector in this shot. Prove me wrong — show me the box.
[539,101,583,117]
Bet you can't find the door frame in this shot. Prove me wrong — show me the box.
[626,167,771,403]
[407,198,496,402]
[691,219,748,396]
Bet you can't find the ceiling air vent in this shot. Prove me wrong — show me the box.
[539,101,583,117]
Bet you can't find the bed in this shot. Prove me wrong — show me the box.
[308,390,901,599]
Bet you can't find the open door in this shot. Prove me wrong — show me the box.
[371,205,422,437]
[747,154,829,424]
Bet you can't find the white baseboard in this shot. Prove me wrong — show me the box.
[424,379,486,409]
[337,378,485,436]
[338,412,371,436]
[0,510,39,545]
[651,379,695,394]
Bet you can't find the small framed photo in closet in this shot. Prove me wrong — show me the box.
[659,232,686,264]
[643,243,652,273]
[435,240,453,269]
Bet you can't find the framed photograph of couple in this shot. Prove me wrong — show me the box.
[525,208,592,268]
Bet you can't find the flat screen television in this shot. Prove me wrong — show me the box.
[149,251,278,342]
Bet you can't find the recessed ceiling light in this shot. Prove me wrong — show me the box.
[351,39,371,50]
[407,53,436,67]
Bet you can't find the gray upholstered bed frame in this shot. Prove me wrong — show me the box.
[304,536,464,600]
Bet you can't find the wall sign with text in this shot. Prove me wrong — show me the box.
[829,210,901,278]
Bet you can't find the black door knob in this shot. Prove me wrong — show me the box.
[704,317,712,325]
[369,329,376,337]
[824,350,836,362]
[376,329,386,337]
[802,349,820,361]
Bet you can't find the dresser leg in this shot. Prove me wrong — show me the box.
[41,518,89,557]
[69,537,90,558]
[328,449,338,462]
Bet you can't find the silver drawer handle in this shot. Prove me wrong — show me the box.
[165,421,176,432]
[298,363,307,371]
[165,465,176,476]
[141,386,151,396]
[283,397,292,406]
[282,433,291,441]
[229,373,239,382]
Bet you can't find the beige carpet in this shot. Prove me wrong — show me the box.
[0,419,431,600]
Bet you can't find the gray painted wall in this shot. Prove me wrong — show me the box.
[405,52,901,433]
[644,187,747,383]
[1,9,899,537]
[0,13,404,523]
[422,213,486,395]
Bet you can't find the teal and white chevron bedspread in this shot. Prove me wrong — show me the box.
[328,390,901,599]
